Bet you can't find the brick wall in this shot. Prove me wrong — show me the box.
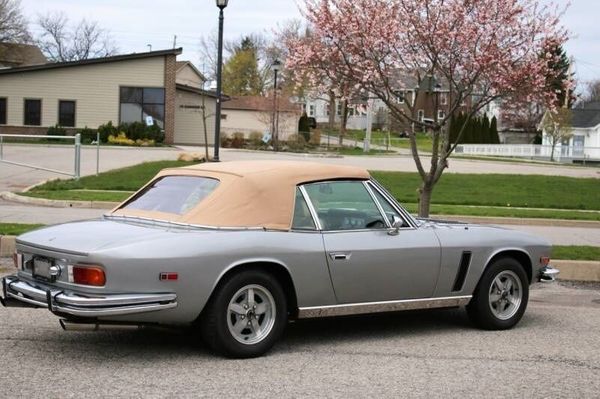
[164,55,177,144]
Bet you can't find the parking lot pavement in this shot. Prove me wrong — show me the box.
[0,265,598,398]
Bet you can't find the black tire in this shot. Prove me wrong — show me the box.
[467,257,529,330]
[199,269,287,358]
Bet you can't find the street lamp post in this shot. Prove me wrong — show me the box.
[213,0,229,162]
[271,59,281,151]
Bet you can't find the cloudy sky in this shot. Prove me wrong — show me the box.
[19,0,600,92]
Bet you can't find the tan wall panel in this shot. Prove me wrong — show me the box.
[221,109,299,139]
[0,57,165,128]
[176,65,203,89]
[174,89,216,144]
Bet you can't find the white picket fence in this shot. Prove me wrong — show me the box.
[454,144,600,161]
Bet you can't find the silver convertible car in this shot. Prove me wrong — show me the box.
[1,161,558,358]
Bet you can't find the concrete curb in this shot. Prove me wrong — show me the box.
[553,260,600,282]
[0,236,16,257]
[0,191,117,210]
[436,215,600,229]
[0,234,598,281]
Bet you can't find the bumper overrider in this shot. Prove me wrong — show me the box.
[0,275,177,318]
[539,265,560,282]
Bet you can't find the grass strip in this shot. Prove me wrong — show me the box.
[0,223,44,236]
[552,246,600,261]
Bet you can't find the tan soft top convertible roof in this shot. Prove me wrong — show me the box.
[110,160,371,230]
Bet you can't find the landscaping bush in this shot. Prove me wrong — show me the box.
[98,121,118,143]
[309,130,321,145]
[108,132,135,146]
[286,134,307,151]
[248,131,263,146]
[231,132,245,148]
[78,126,97,144]
[220,134,233,148]
[47,124,67,136]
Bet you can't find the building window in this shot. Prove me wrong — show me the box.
[119,87,165,128]
[417,109,424,122]
[0,98,6,125]
[440,93,448,105]
[336,103,342,116]
[58,100,76,127]
[220,114,227,120]
[396,91,405,104]
[24,99,41,126]
[437,110,445,120]
[309,104,315,116]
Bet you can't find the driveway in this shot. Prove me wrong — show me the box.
[1,144,596,195]
[0,266,598,398]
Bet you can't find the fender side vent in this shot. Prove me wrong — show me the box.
[452,251,472,292]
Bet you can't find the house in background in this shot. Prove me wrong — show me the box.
[542,104,600,161]
[221,96,301,140]
[0,42,47,68]
[0,47,218,145]
[300,74,501,135]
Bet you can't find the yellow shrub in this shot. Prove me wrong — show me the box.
[108,132,135,146]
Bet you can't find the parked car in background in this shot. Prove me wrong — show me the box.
[1,161,558,358]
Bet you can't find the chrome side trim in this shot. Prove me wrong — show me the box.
[299,185,323,230]
[297,295,472,318]
[362,181,392,228]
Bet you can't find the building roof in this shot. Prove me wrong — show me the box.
[0,42,47,67]
[570,108,600,128]
[0,48,182,75]
[111,160,370,230]
[176,83,222,99]
[176,60,206,82]
[223,95,301,113]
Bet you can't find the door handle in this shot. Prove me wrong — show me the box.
[329,252,351,261]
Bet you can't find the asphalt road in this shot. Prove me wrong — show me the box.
[0,262,598,398]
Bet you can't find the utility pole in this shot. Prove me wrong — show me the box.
[173,35,177,49]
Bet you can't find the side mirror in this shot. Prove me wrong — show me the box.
[388,215,404,236]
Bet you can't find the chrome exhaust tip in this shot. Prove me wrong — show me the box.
[59,319,142,332]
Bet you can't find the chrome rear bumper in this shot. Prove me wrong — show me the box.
[1,275,177,317]
[539,265,560,283]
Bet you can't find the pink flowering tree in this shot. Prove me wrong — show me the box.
[287,0,568,217]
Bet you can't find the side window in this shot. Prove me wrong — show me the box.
[368,183,406,227]
[304,181,387,231]
[292,188,316,230]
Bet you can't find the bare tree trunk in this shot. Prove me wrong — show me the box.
[338,99,348,146]
[328,90,336,131]
[550,136,557,162]
[201,95,210,161]
[418,181,434,218]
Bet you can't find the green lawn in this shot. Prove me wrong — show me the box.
[20,162,600,221]
[402,203,600,221]
[552,246,600,261]
[33,160,196,191]
[371,171,600,211]
[0,223,44,235]
[325,129,433,153]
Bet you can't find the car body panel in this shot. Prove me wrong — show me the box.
[1,161,554,328]
[322,227,442,303]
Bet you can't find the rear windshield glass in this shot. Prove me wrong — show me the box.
[122,176,219,215]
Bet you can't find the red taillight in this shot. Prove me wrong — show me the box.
[72,265,106,286]
[540,256,550,266]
